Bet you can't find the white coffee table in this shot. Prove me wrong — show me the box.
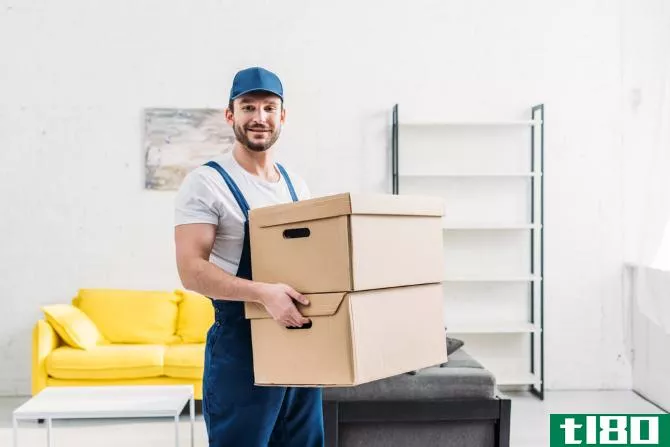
[12,385,195,447]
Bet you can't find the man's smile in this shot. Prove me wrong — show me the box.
[247,127,270,134]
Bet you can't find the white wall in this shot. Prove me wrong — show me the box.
[622,0,670,412]
[0,0,659,395]
[628,265,670,412]
[621,0,670,267]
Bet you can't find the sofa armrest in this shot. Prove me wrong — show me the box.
[32,319,61,395]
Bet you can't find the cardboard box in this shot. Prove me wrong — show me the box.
[249,193,445,293]
[245,283,448,386]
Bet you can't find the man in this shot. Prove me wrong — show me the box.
[174,67,324,446]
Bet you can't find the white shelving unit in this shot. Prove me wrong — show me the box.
[443,275,542,282]
[400,173,538,178]
[399,119,541,127]
[442,223,541,230]
[448,323,540,334]
[391,104,545,398]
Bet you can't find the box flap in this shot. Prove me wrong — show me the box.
[250,193,352,229]
[349,194,444,217]
[245,292,347,320]
[250,193,444,228]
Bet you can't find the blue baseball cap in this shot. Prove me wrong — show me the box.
[229,67,284,102]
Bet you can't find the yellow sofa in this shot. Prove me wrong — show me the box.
[32,288,214,400]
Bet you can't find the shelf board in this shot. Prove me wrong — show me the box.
[398,119,542,127]
[442,223,541,230]
[443,275,542,282]
[399,172,539,178]
[446,323,540,334]
[496,372,542,386]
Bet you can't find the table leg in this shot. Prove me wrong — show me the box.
[174,415,179,447]
[12,416,18,447]
[189,397,195,447]
[47,418,53,447]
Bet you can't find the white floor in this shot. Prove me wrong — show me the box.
[0,390,665,447]
[506,390,666,446]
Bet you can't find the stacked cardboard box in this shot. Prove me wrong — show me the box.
[245,192,447,387]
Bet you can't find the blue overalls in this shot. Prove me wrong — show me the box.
[201,161,324,447]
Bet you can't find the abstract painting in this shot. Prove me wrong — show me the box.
[144,108,235,190]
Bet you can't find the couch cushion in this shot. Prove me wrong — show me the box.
[41,304,107,350]
[46,344,165,380]
[164,344,205,379]
[323,350,495,401]
[175,290,214,343]
[73,289,181,344]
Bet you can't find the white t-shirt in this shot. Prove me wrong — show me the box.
[174,152,310,275]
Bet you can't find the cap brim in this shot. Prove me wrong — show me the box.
[230,88,283,101]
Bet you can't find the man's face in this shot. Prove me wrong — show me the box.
[226,92,285,152]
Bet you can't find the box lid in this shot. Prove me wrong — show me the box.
[249,193,444,228]
[245,292,347,320]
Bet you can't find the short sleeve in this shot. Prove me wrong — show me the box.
[296,176,311,200]
[283,167,311,200]
[174,170,222,226]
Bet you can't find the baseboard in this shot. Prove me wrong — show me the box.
[633,389,670,413]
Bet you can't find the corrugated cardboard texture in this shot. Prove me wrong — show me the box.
[250,193,352,229]
[249,215,352,293]
[250,294,354,386]
[348,194,445,217]
[244,292,346,319]
[248,284,447,387]
[250,194,445,293]
[348,283,448,384]
[349,215,444,291]
[249,193,444,229]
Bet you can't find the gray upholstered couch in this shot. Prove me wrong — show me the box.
[322,349,510,447]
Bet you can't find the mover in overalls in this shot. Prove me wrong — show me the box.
[174,67,324,447]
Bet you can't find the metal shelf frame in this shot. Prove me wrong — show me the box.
[391,104,545,399]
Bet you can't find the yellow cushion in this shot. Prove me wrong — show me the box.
[175,290,214,343]
[41,304,106,350]
[164,344,205,379]
[73,289,181,344]
[46,344,165,380]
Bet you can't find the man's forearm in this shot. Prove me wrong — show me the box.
[181,258,263,303]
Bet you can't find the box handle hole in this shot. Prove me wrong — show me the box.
[287,320,313,330]
[283,228,311,239]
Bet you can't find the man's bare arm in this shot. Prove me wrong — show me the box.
[174,223,310,327]
[175,223,261,302]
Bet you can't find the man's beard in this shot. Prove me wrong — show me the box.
[233,123,281,152]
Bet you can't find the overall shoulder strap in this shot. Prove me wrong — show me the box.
[276,163,299,202]
[204,161,250,219]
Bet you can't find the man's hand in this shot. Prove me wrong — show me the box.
[256,283,311,328]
